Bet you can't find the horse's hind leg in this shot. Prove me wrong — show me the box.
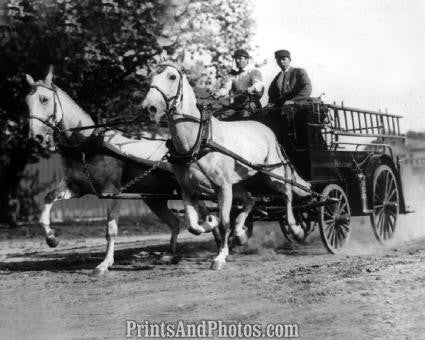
[267,166,304,240]
[211,184,233,270]
[40,179,74,248]
[93,199,120,276]
[144,198,181,255]
[233,186,255,245]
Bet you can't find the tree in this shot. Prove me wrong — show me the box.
[161,0,257,89]
[0,0,256,225]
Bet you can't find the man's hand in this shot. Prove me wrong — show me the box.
[246,86,256,94]
[216,88,229,98]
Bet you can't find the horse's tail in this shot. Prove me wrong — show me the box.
[275,143,311,197]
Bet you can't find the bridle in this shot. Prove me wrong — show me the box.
[149,63,204,124]
[28,83,103,153]
[28,83,64,134]
[149,63,184,115]
[149,63,212,165]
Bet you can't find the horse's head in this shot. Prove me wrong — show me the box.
[142,62,197,124]
[25,67,61,149]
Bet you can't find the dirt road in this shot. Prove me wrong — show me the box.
[1,212,425,340]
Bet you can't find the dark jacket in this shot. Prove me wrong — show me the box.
[268,67,312,106]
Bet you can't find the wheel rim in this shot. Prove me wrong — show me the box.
[320,184,351,253]
[371,165,399,241]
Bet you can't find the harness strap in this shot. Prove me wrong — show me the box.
[167,108,212,165]
[205,140,318,197]
[55,128,105,154]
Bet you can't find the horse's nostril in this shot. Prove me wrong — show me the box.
[35,135,43,143]
[149,106,157,114]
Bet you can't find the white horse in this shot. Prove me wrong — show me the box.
[25,68,187,275]
[142,62,311,270]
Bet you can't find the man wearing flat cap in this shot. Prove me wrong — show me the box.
[268,49,312,106]
[216,48,264,118]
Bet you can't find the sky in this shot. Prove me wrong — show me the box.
[252,0,425,132]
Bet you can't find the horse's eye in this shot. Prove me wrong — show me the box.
[39,96,49,105]
[169,74,177,81]
[156,66,165,74]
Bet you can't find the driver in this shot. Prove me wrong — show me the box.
[215,49,264,118]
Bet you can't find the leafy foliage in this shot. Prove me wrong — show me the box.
[162,0,257,88]
[0,0,255,223]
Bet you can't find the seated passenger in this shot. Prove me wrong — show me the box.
[268,49,312,107]
[215,49,264,119]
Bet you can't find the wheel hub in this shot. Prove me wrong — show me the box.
[334,214,350,225]
[383,201,398,213]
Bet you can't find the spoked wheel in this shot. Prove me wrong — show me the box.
[370,164,399,242]
[319,184,351,253]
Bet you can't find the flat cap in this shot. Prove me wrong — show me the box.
[274,49,291,59]
[233,49,250,58]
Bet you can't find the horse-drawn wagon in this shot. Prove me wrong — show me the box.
[26,64,409,273]
[224,100,408,253]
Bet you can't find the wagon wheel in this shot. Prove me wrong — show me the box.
[319,184,351,253]
[370,164,399,242]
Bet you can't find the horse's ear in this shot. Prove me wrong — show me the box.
[159,50,168,62]
[176,49,185,64]
[25,74,35,86]
[44,65,54,86]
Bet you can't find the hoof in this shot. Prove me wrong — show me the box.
[157,254,176,265]
[210,259,225,270]
[205,215,219,229]
[92,266,108,276]
[46,236,59,248]
[291,224,305,242]
[236,230,248,246]
[170,255,181,265]
[187,227,202,236]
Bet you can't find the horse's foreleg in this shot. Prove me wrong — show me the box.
[40,180,74,248]
[93,199,120,276]
[181,190,215,235]
[144,198,181,255]
[211,184,232,270]
[197,200,221,250]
